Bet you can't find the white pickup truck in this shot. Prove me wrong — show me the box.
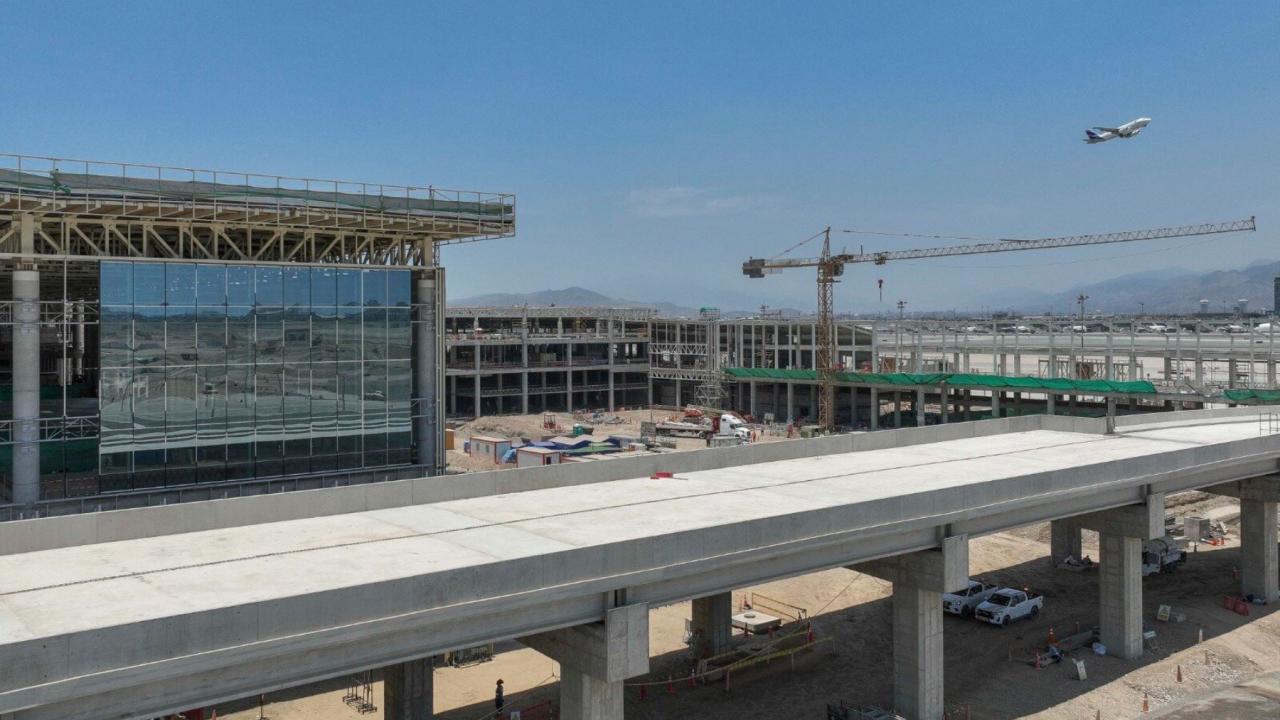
[974,588,1043,627]
[942,580,997,617]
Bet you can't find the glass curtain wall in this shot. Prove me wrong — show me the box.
[99,261,411,491]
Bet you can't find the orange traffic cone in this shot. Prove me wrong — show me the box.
[666,674,675,694]
[688,669,697,687]
[1047,627,1057,645]
[1176,664,1183,683]
[1142,693,1149,713]
[1034,652,1042,670]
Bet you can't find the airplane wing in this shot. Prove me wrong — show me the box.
[1093,126,1121,134]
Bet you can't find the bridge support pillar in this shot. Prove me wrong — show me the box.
[1076,495,1163,660]
[1050,518,1082,566]
[1241,498,1279,602]
[1204,478,1280,601]
[690,591,733,658]
[384,657,434,720]
[853,535,967,720]
[1098,532,1143,659]
[522,603,648,720]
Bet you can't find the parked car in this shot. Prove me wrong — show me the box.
[974,588,1043,627]
[942,579,997,617]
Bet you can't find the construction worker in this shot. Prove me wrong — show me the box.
[494,678,505,715]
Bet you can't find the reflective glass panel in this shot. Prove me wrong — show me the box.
[166,306,198,366]
[255,266,283,306]
[166,265,197,305]
[311,267,337,306]
[197,307,227,366]
[196,264,227,306]
[283,267,310,309]
[100,262,133,305]
[336,269,360,307]
[227,266,254,305]
[387,270,411,308]
[133,307,166,368]
[133,264,166,305]
[362,269,387,307]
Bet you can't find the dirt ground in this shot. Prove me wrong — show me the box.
[445,409,791,472]
[212,491,1277,720]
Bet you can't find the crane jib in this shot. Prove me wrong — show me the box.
[744,217,1255,271]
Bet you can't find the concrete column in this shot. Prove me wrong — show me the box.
[915,389,925,426]
[854,535,966,720]
[749,381,757,417]
[1046,393,1055,415]
[786,383,795,423]
[413,273,440,471]
[473,376,481,419]
[384,657,433,720]
[567,344,575,411]
[522,603,648,720]
[522,372,530,414]
[939,388,948,424]
[1240,498,1279,602]
[892,584,944,720]
[690,592,732,658]
[1098,532,1143,660]
[1077,495,1163,661]
[870,387,879,430]
[894,392,902,428]
[990,390,1000,418]
[12,266,40,506]
[1049,518,1082,565]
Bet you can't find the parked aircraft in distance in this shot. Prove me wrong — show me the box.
[1084,117,1151,144]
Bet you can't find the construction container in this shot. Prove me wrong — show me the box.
[444,428,456,450]
[1184,515,1210,541]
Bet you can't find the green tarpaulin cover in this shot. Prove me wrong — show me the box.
[722,367,1156,394]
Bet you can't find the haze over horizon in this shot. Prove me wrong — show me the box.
[1,2,1276,314]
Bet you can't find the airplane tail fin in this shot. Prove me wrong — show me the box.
[1085,129,1102,140]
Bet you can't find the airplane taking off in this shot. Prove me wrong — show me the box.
[1084,117,1151,144]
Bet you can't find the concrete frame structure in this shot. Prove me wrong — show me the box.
[2,409,1278,720]
[442,310,1280,428]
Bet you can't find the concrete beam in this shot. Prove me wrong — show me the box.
[1073,494,1164,540]
[520,603,648,684]
[690,592,732,658]
[384,657,433,720]
[1204,475,1280,502]
[852,535,968,593]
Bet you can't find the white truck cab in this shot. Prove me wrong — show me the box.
[974,588,1043,627]
[942,579,996,617]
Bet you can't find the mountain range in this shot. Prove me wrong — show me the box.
[450,261,1280,317]
[973,259,1280,315]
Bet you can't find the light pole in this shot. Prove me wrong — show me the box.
[896,300,907,370]
[1077,294,1089,350]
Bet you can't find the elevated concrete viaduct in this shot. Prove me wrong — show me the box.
[1,409,1278,720]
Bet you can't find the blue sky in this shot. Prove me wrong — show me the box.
[1,2,1276,314]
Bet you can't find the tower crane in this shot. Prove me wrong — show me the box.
[743,217,1257,432]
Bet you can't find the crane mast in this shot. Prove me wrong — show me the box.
[744,216,1257,433]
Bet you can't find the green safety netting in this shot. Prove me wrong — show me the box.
[722,367,1156,395]
[1223,389,1280,404]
